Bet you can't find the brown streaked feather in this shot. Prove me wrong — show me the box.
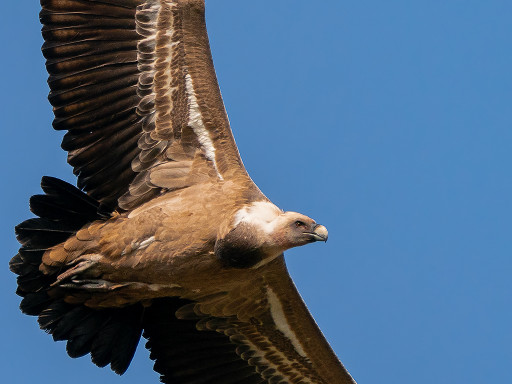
[41,0,255,211]
[39,12,135,30]
[48,66,139,95]
[48,75,139,107]
[41,0,141,14]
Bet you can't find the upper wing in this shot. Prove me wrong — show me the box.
[41,0,250,211]
[143,257,356,384]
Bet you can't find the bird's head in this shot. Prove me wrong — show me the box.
[272,211,328,249]
[216,201,328,268]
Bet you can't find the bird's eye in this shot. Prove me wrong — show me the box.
[295,220,306,228]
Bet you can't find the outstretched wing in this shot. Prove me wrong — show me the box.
[42,0,250,211]
[143,257,356,384]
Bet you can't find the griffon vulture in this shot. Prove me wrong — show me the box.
[10,1,356,383]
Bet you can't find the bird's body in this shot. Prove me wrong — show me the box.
[10,0,356,383]
[45,182,251,296]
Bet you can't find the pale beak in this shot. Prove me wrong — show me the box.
[308,224,328,242]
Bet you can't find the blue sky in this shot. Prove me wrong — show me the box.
[1,1,511,383]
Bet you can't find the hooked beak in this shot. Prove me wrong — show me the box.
[307,224,328,242]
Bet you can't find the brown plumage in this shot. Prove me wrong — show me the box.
[10,1,356,383]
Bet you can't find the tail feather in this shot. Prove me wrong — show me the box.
[10,176,143,375]
[39,176,104,217]
[19,291,54,316]
[16,218,76,248]
[39,299,143,374]
[17,246,50,265]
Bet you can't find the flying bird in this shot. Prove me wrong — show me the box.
[10,1,356,383]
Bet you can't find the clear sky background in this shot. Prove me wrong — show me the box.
[1,1,510,383]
